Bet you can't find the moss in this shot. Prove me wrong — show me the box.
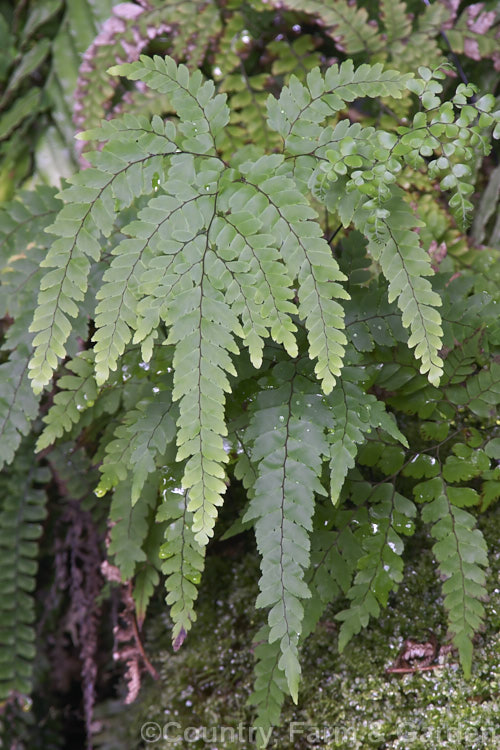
[93,512,500,750]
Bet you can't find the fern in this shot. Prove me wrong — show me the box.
[73,0,221,159]
[96,389,175,496]
[157,476,206,651]
[281,0,384,56]
[0,186,62,468]
[335,483,416,651]
[327,364,408,504]
[363,189,445,385]
[127,393,177,504]
[267,61,412,148]
[417,477,488,676]
[0,356,40,471]
[36,351,97,451]
[0,444,48,700]
[1,13,500,740]
[249,628,287,746]
[108,476,159,581]
[243,362,329,701]
[381,0,412,46]
[447,361,500,419]
[28,114,171,392]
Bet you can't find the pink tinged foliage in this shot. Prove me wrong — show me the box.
[428,240,447,272]
[466,3,496,35]
[102,561,159,704]
[73,3,172,163]
[462,3,500,68]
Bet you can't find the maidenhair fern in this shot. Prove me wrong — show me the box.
[0,443,48,701]
[1,3,500,744]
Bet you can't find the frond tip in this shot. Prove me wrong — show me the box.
[243,363,330,701]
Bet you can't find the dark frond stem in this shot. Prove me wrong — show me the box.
[327,224,342,248]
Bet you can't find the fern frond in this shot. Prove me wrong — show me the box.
[336,483,416,651]
[327,367,408,504]
[73,1,221,146]
[97,423,134,496]
[219,71,281,156]
[243,364,329,702]
[127,393,176,505]
[157,480,206,651]
[419,478,488,676]
[133,564,160,626]
[267,62,412,150]
[302,503,365,639]
[108,475,159,581]
[28,115,173,393]
[97,389,176,498]
[0,185,61,266]
[168,284,237,546]
[108,55,230,153]
[281,0,384,56]
[380,0,412,45]
[446,361,500,420]
[378,0,444,76]
[92,188,194,384]
[100,58,352,541]
[0,188,65,467]
[239,155,349,392]
[345,284,407,353]
[249,625,287,747]
[0,356,40,472]
[1,187,62,351]
[364,189,444,386]
[36,352,97,451]
[269,35,323,83]
[0,446,48,700]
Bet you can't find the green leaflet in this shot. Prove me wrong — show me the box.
[0,186,62,468]
[28,113,172,392]
[133,564,160,627]
[267,61,412,151]
[1,35,499,736]
[108,475,159,581]
[301,502,365,642]
[158,477,206,651]
[0,445,48,700]
[446,361,500,419]
[364,190,444,386]
[279,0,384,56]
[336,482,416,651]
[0,355,40,471]
[417,478,488,677]
[327,366,408,505]
[0,186,61,270]
[36,351,97,451]
[243,362,330,702]
[97,389,176,498]
[249,625,288,748]
[381,0,412,45]
[127,394,177,505]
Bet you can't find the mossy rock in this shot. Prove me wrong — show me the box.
[93,513,500,749]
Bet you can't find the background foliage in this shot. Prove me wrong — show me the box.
[0,1,499,748]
